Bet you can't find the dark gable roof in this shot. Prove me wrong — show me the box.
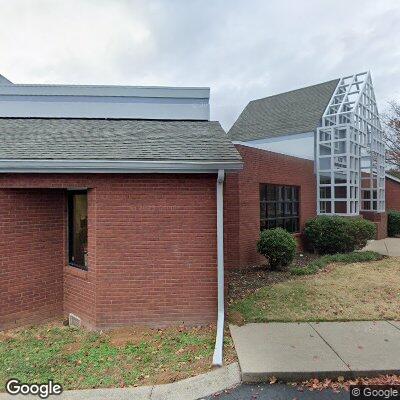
[0,118,241,162]
[228,79,340,142]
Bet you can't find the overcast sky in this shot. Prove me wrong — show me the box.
[1,0,399,130]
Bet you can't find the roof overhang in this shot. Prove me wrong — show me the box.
[386,173,400,184]
[0,159,243,173]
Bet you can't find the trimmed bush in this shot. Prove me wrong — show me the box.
[257,228,296,270]
[388,210,400,237]
[348,218,377,250]
[304,216,376,254]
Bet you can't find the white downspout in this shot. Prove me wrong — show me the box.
[212,169,225,367]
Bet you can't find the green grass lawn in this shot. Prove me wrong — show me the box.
[229,257,400,323]
[0,323,236,391]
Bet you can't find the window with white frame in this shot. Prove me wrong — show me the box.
[316,72,385,216]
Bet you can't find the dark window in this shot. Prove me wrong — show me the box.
[68,191,88,270]
[260,184,300,233]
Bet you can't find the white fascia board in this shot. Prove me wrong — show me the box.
[0,84,210,99]
[386,173,400,184]
[0,98,210,120]
[0,159,243,173]
[233,131,315,161]
[232,131,314,146]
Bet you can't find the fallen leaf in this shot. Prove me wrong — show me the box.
[269,376,277,384]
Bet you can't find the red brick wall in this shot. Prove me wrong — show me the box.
[94,176,217,328]
[0,174,217,329]
[0,189,64,330]
[360,211,388,240]
[224,172,240,270]
[2,169,398,329]
[359,177,400,239]
[225,145,317,268]
[386,178,400,212]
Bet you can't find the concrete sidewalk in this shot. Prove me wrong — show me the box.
[231,321,400,382]
[362,238,400,256]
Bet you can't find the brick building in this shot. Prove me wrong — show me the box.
[226,72,400,267]
[224,145,317,268]
[0,78,241,346]
[386,174,400,212]
[1,72,400,349]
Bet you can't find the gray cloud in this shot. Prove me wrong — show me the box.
[0,0,399,129]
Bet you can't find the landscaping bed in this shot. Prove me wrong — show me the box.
[229,256,400,324]
[0,322,236,391]
[227,252,319,302]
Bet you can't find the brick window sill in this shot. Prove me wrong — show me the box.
[65,265,89,280]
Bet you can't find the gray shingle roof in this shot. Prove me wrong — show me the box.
[0,118,241,162]
[228,79,340,142]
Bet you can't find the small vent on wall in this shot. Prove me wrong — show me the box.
[69,313,81,328]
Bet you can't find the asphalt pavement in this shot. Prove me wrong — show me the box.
[203,383,348,400]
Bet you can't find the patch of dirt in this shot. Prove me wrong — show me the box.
[144,356,213,385]
[108,326,153,347]
[292,252,319,269]
[0,333,13,341]
[227,252,319,302]
[227,266,290,302]
[229,311,245,326]
[0,319,66,341]
[147,368,190,385]
[63,341,83,355]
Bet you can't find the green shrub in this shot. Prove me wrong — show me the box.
[304,216,351,254]
[290,251,383,276]
[348,218,377,250]
[304,216,376,254]
[257,228,296,270]
[388,210,400,237]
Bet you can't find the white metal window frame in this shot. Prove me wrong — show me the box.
[316,72,385,216]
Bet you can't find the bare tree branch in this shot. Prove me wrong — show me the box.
[383,100,400,170]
